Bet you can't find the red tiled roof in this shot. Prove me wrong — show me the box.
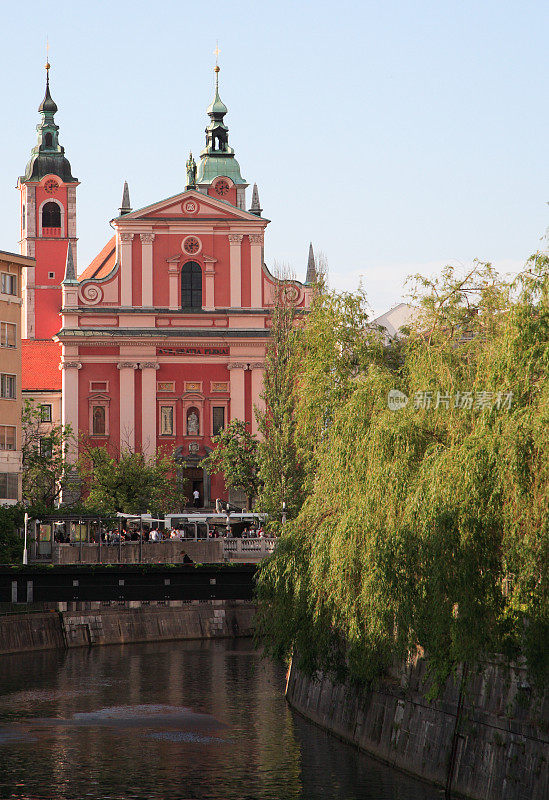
[78,236,116,281]
[22,339,62,391]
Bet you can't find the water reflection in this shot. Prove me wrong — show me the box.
[0,639,443,800]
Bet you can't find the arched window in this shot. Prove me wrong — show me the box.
[42,202,61,228]
[44,132,53,147]
[181,261,202,308]
[186,407,200,436]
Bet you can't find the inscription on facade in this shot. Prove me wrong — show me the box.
[157,347,229,356]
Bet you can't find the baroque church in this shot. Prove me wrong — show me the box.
[19,63,316,506]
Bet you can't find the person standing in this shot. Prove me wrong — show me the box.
[193,489,200,509]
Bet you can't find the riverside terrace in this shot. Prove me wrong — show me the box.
[28,513,276,565]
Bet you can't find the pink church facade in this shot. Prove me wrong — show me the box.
[19,65,315,506]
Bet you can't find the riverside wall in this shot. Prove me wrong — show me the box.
[0,601,256,656]
[286,656,548,800]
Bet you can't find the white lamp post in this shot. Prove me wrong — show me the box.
[23,512,28,565]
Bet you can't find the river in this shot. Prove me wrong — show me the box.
[0,639,444,800]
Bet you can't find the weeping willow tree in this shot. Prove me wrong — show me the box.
[256,256,548,689]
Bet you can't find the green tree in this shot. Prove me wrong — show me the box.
[21,400,74,509]
[79,446,183,516]
[257,256,549,689]
[0,505,24,563]
[256,282,305,529]
[201,419,259,510]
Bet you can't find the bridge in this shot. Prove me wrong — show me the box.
[0,564,258,604]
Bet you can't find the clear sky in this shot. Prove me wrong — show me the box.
[1,0,548,316]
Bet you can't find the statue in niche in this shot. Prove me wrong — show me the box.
[187,410,199,436]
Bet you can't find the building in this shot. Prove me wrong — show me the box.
[0,249,35,504]
[20,64,316,506]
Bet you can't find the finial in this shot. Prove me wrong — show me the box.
[119,181,132,215]
[45,37,50,72]
[63,242,77,284]
[306,242,317,284]
[249,183,262,216]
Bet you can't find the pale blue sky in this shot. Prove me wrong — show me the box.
[2,0,548,315]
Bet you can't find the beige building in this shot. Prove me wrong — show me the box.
[0,250,35,504]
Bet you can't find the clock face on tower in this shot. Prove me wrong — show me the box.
[215,180,230,197]
[44,179,59,194]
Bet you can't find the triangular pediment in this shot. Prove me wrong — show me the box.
[113,189,268,223]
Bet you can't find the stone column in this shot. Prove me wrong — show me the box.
[67,185,78,270]
[203,256,217,311]
[227,362,246,422]
[140,233,155,307]
[61,360,81,462]
[228,234,243,308]
[118,362,138,451]
[250,362,265,436]
[140,362,159,458]
[119,232,134,306]
[249,234,264,308]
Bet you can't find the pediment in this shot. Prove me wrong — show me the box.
[115,189,265,223]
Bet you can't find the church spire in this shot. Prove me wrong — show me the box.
[197,65,246,188]
[306,243,317,284]
[119,181,132,215]
[21,61,76,183]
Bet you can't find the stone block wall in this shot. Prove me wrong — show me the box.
[286,657,548,800]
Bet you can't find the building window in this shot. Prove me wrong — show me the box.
[48,271,55,279]
[0,322,16,348]
[44,132,53,147]
[0,426,16,451]
[22,205,25,230]
[42,201,61,228]
[0,374,16,399]
[212,407,226,436]
[40,404,52,422]
[186,407,200,436]
[0,473,18,500]
[181,261,202,308]
[92,406,106,436]
[39,437,52,459]
[160,406,174,436]
[0,273,17,296]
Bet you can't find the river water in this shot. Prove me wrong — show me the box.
[0,639,444,800]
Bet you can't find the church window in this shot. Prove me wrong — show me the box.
[92,405,106,436]
[44,133,53,147]
[42,201,61,228]
[212,406,225,436]
[22,205,25,229]
[181,261,202,308]
[186,407,200,436]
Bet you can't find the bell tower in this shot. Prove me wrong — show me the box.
[18,62,79,339]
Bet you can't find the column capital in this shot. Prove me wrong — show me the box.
[228,234,244,245]
[227,362,247,370]
[249,233,264,245]
[140,362,160,370]
[249,362,265,369]
[117,362,139,370]
[61,361,82,370]
[120,232,134,243]
[140,233,156,244]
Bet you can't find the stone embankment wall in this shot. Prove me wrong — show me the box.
[286,657,548,800]
[0,600,255,656]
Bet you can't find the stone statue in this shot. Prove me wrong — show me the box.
[186,152,197,189]
[187,410,199,436]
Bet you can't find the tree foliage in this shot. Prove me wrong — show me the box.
[0,505,24,563]
[21,400,74,509]
[256,256,549,689]
[256,283,305,527]
[201,420,259,510]
[78,446,183,516]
